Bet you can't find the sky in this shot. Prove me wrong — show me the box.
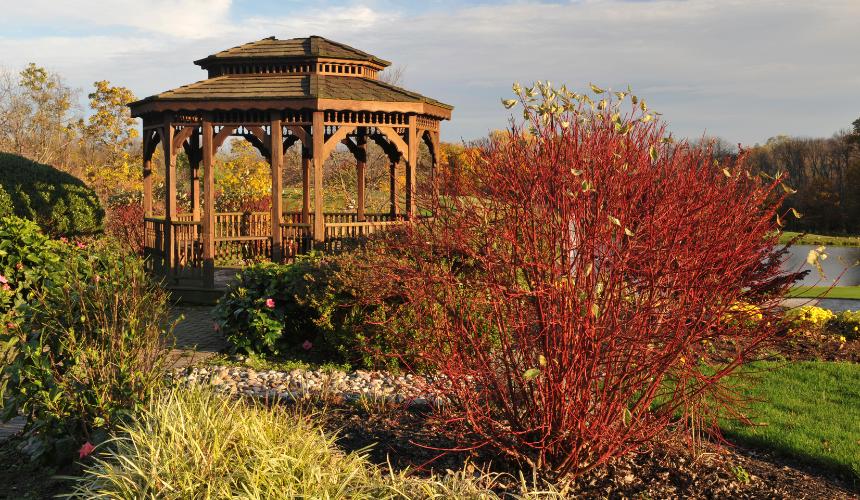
[1,0,858,147]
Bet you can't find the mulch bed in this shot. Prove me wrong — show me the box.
[320,401,859,499]
[317,323,860,499]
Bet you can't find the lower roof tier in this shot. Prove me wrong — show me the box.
[129,74,453,120]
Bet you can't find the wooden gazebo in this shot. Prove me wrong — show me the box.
[128,36,453,289]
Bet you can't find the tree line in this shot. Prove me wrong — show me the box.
[695,125,860,233]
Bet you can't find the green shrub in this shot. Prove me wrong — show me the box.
[0,239,173,464]
[0,185,13,218]
[0,216,73,328]
[213,250,402,368]
[0,151,104,237]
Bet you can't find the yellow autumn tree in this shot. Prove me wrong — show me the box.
[78,81,139,195]
[217,138,271,196]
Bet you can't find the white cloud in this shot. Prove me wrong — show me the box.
[1,0,858,144]
[0,0,234,38]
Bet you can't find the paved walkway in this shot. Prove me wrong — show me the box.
[1,305,227,443]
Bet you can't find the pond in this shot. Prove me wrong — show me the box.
[781,245,860,287]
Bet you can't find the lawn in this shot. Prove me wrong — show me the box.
[778,232,860,247]
[720,360,860,479]
[786,286,860,299]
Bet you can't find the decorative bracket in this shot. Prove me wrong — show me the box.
[323,125,356,159]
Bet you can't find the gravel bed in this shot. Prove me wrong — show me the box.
[165,364,448,405]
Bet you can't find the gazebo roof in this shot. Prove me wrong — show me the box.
[194,36,392,68]
[128,36,453,120]
[133,74,453,110]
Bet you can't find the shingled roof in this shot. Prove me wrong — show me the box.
[194,36,391,68]
[135,74,452,110]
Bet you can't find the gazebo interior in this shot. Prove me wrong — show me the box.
[128,36,453,289]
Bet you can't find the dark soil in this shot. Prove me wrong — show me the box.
[708,322,860,365]
[774,322,860,363]
[321,401,860,499]
[0,435,82,500]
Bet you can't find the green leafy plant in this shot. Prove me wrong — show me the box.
[0,216,73,329]
[213,250,390,366]
[0,239,173,464]
[731,465,751,485]
[212,255,325,356]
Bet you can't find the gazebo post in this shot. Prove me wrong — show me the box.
[389,161,398,220]
[270,118,283,264]
[302,145,310,224]
[406,116,418,219]
[142,132,153,217]
[191,127,201,222]
[162,122,176,283]
[312,112,325,246]
[202,117,215,289]
[356,132,367,222]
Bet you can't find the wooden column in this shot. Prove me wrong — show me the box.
[302,145,311,224]
[143,131,153,216]
[191,127,201,222]
[202,118,215,289]
[406,116,418,219]
[162,123,176,282]
[356,131,367,222]
[270,119,283,263]
[312,112,325,245]
[430,131,440,203]
[389,161,398,219]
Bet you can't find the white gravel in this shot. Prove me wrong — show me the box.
[164,364,448,406]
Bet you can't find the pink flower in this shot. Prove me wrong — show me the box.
[320,260,327,265]
[78,441,96,459]
[76,242,86,249]
[266,298,275,308]
[302,340,313,350]
[60,237,68,243]
[94,275,101,282]
[6,323,14,330]
[2,284,10,291]
[15,263,22,270]
[214,322,219,331]
[0,275,6,284]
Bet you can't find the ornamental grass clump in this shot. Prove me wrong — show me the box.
[355,80,804,481]
[67,386,563,499]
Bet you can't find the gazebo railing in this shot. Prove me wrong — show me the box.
[144,212,403,281]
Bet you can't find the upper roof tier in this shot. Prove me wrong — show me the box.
[194,36,391,79]
[128,36,453,120]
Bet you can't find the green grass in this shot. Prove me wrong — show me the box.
[786,286,860,299]
[720,361,860,479]
[778,231,860,247]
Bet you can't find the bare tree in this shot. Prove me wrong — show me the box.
[0,63,82,168]
[378,63,409,90]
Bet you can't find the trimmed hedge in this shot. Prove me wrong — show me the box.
[0,152,104,236]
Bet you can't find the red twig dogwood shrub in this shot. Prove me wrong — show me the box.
[106,200,145,255]
[358,81,803,480]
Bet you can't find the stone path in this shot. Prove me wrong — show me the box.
[1,305,226,443]
[165,306,229,369]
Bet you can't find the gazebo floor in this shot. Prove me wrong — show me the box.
[155,267,242,305]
